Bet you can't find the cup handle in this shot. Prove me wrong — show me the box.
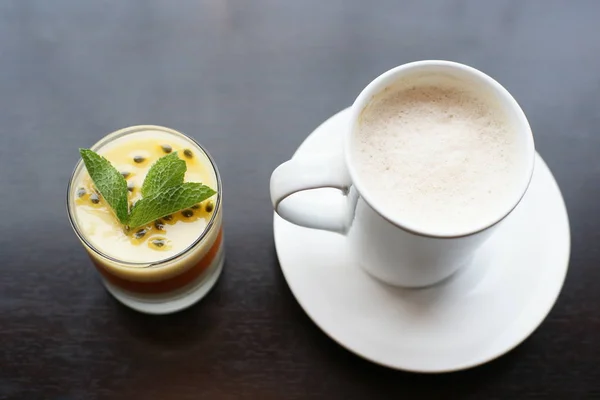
[270,152,354,234]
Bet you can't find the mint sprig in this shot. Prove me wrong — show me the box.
[79,148,216,230]
[129,183,216,228]
[79,149,129,224]
[141,152,186,198]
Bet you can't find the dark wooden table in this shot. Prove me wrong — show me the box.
[1,1,598,398]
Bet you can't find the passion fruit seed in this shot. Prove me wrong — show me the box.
[163,214,173,221]
[127,182,135,192]
[90,193,100,204]
[205,201,214,213]
[133,155,145,163]
[161,144,172,154]
[154,220,165,230]
[182,209,194,218]
[151,238,166,248]
[121,171,130,179]
[191,204,200,210]
[76,187,86,198]
[183,149,193,158]
[134,228,147,239]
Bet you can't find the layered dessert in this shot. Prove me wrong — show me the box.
[67,126,223,305]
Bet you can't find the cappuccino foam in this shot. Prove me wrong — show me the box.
[352,75,523,234]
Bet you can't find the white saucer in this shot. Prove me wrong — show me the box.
[273,108,570,373]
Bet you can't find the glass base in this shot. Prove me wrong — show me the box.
[102,246,225,314]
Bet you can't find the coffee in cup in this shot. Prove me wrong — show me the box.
[352,73,526,234]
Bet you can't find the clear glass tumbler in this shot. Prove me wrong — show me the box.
[67,125,224,314]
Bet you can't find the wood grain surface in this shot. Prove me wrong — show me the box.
[0,1,598,399]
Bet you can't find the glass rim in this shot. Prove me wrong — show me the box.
[66,125,222,269]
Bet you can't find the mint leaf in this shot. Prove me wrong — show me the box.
[141,152,186,198]
[128,183,217,229]
[79,148,129,224]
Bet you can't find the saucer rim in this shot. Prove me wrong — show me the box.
[273,107,571,373]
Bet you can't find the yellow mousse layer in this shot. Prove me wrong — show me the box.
[73,128,218,264]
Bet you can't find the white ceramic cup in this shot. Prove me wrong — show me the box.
[270,60,535,287]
